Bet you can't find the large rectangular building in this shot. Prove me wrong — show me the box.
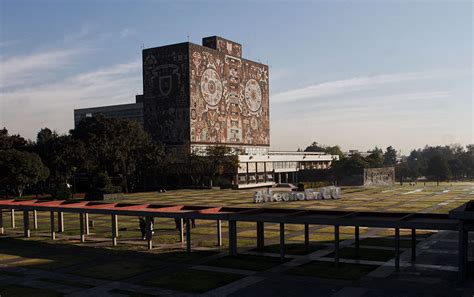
[142,36,269,153]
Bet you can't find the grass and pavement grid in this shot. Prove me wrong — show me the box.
[0,182,473,296]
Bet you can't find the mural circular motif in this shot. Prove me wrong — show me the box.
[244,79,262,112]
[200,68,223,106]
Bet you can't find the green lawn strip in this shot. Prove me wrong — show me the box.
[68,259,165,280]
[0,284,64,297]
[205,254,284,271]
[250,243,326,255]
[287,260,378,280]
[37,277,94,289]
[327,247,399,262]
[141,268,243,293]
[108,289,154,297]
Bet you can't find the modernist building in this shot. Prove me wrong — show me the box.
[74,36,337,188]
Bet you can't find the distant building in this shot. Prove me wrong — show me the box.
[74,36,337,188]
[74,102,144,128]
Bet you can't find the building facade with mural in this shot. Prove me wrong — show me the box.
[74,36,336,188]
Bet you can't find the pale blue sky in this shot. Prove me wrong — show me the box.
[0,0,472,154]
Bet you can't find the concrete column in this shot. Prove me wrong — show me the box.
[111,214,118,246]
[23,210,30,238]
[179,218,184,243]
[58,212,64,232]
[186,218,192,252]
[0,209,4,234]
[411,228,416,262]
[355,226,360,257]
[11,209,15,229]
[334,225,339,268]
[280,223,285,261]
[217,220,222,246]
[458,223,467,282]
[278,173,281,184]
[33,210,38,230]
[84,213,90,235]
[395,228,400,272]
[257,222,265,250]
[304,224,309,251]
[146,217,153,250]
[50,211,55,240]
[79,213,85,243]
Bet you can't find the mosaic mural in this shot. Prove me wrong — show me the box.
[189,43,270,146]
[142,43,190,145]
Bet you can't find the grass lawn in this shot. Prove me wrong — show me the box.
[205,254,284,271]
[141,268,243,293]
[0,284,63,297]
[328,247,399,262]
[288,260,378,280]
[251,243,327,255]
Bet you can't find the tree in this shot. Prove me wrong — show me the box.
[324,145,344,158]
[383,146,397,166]
[395,162,410,185]
[0,150,49,197]
[426,155,450,186]
[71,116,158,193]
[205,146,239,187]
[366,147,384,168]
[304,142,325,152]
[0,128,28,151]
[35,128,85,192]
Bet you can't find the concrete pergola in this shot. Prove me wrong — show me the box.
[0,199,472,281]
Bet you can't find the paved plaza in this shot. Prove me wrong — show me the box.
[1,183,474,296]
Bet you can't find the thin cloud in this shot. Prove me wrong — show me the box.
[1,60,141,139]
[0,48,88,89]
[272,72,436,104]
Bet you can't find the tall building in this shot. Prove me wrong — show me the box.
[74,36,337,188]
[142,36,269,154]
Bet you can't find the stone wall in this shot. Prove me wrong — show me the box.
[363,167,395,186]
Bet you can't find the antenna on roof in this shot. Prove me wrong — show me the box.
[187,35,190,42]
[141,43,145,49]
